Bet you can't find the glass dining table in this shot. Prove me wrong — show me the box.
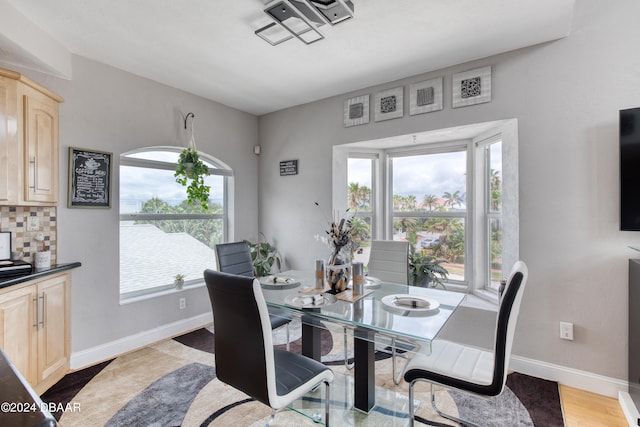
[260,269,466,414]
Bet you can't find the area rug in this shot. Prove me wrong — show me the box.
[42,323,565,426]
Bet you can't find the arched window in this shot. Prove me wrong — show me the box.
[119,147,232,300]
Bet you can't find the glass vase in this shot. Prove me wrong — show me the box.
[327,248,351,293]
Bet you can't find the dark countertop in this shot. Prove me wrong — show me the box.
[0,262,81,290]
[0,348,57,427]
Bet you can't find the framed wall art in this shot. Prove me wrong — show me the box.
[374,86,404,122]
[68,147,113,208]
[452,66,492,108]
[344,94,370,127]
[409,77,443,115]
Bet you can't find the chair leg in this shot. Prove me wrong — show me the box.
[408,379,416,427]
[343,327,353,370]
[286,323,290,351]
[429,383,481,427]
[265,408,277,427]
[324,380,331,427]
[391,337,409,385]
[392,337,400,384]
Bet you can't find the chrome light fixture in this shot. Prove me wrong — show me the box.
[308,0,354,25]
[256,0,354,45]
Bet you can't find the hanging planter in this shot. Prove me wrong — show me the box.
[174,113,211,210]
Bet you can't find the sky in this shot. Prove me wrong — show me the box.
[349,151,468,202]
[119,149,225,211]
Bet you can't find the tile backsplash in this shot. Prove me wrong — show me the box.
[0,206,57,264]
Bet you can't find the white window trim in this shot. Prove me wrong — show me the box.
[119,146,232,300]
[334,119,519,301]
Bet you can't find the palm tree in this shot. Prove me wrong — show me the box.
[405,195,417,211]
[423,194,438,211]
[348,182,361,209]
[393,194,406,211]
[490,169,502,211]
[349,217,370,250]
[443,190,463,209]
[360,185,372,211]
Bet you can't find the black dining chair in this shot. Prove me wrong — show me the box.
[402,261,528,427]
[215,241,293,350]
[204,269,334,426]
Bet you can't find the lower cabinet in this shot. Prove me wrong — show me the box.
[0,272,70,394]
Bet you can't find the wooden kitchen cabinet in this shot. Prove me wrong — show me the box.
[0,272,70,394]
[0,75,19,204]
[0,284,37,385]
[0,68,63,206]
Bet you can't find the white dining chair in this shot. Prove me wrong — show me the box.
[403,261,529,427]
[367,240,409,284]
[344,240,412,376]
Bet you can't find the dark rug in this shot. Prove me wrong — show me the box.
[105,362,215,427]
[41,359,113,421]
[42,328,565,426]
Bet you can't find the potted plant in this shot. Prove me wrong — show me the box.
[245,234,282,277]
[174,273,185,290]
[408,245,449,289]
[174,147,210,210]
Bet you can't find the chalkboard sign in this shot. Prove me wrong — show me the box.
[68,147,112,208]
[280,159,298,176]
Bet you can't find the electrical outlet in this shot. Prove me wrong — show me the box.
[560,321,574,340]
[179,298,186,310]
[27,217,39,231]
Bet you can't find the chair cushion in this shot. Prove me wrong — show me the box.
[404,340,494,386]
[270,313,291,330]
[270,349,333,411]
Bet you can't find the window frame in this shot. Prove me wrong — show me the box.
[387,142,471,290]
[119,146,232,300]
[337,120,519,302]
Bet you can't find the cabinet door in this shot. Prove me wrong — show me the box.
[0,286,37,385]
[0,77,18,204]
[36,274,69,391]
[23,92,58,203]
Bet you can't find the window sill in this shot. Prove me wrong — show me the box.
[119,280,206,305]
[464,290,499,311]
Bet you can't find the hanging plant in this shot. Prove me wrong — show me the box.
[175,147,210,210]
[174,112,210,210]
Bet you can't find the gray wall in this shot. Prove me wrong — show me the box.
[12,56,259,353]
[258,0,640,382]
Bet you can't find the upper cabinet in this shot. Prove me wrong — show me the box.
[0,68,63,206]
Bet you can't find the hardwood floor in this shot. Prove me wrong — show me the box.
[560,385,628,426]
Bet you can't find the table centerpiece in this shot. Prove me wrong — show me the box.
[319,204,355,293]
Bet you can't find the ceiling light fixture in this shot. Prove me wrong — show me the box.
[256,0,354,45]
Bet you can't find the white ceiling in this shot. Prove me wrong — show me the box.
[1,0,575,116]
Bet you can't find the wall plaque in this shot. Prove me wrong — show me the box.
[68,147,113,208]
[280,159,298,176]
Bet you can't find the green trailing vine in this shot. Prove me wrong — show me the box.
[174,147,211,210]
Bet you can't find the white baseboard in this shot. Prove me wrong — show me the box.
[70,313,213,370]
[510,354,628,399]
[70,315,629,402]
[619,391,639,427]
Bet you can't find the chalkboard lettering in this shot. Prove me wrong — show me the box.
[280,159,298,176]
[68,148,112,208]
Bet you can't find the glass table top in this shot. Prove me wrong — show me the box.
[261,269,465,344]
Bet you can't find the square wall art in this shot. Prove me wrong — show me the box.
[374,87,404,122]
[452,66,492,108]
[344,94,370,127]
[409,77,443,115]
